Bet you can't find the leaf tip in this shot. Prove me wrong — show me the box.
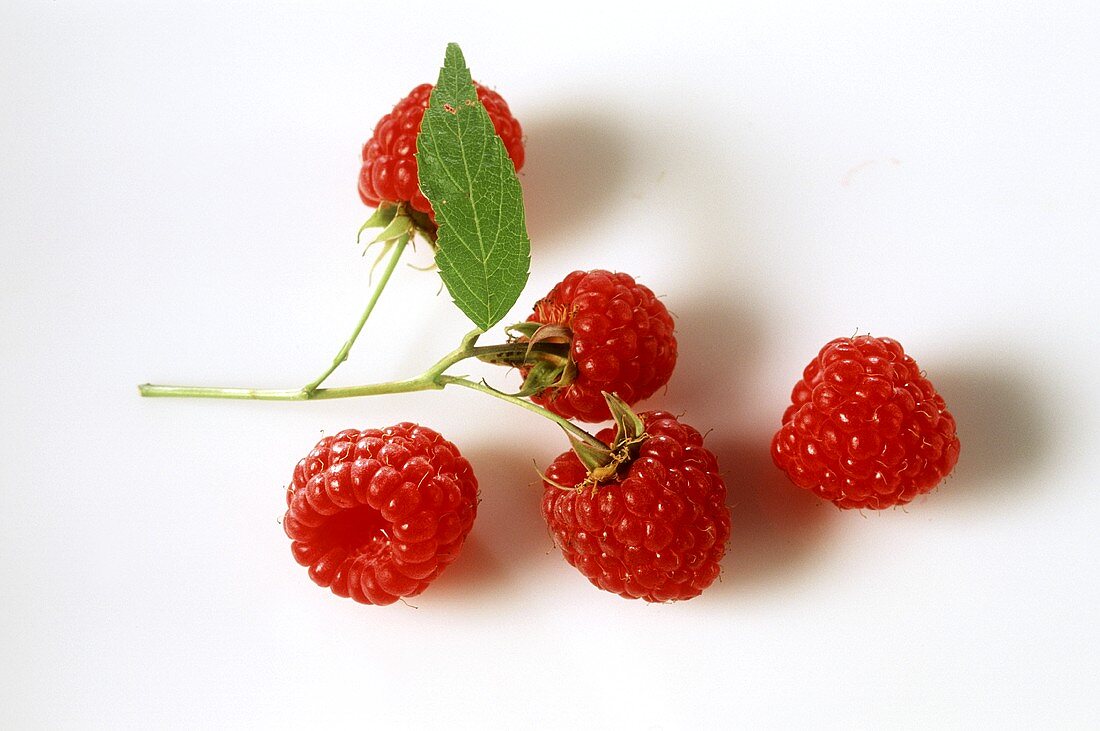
[444,42,466,68]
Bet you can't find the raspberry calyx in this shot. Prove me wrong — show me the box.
[478,321,577,398]
[546,392,648,492]
[541,401,730,602]
[502,270,679,423]
[357,201,437,259]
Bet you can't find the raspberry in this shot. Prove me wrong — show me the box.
[771,336,961,509]
[358,82,525,220]
[283,424,478,605]
[541,411,730,602]
[518,270,677,423]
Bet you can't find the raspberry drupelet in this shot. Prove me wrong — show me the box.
[542,411,730,602]
[771,336,960,509]
[518,270,678,423]
[358,82,525,221]
[283,424,478,605]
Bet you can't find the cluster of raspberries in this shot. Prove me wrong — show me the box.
[283,81,961,607]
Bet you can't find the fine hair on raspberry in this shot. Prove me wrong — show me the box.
[771,335,961,509]
[542,411,730,602]
[521,270,677,423]
[283,424,478,605]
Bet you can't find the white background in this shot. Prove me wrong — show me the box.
[3,1,1098,727]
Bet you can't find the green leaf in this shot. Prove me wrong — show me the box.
[416,43,531,331]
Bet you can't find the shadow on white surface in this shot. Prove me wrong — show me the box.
[928,357,1053,507]
[659,278,842,594]
[666,292,770,417]
[709,436,836,596]
[417,442,553,605]
[519,109,630,244]
[417,536,505,604]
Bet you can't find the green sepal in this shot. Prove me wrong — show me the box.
[604,392,645,442]
[557,358,578,389]
[357,202,437,259]
[373,214,413,246]
[357,203,399,243]
[506,321,542,340]
[365,233,410,281]
[534,459,577,492]
[525,323,571,347]
[517,360,563,396]
[566,429,613,472]
[466,376,540,402]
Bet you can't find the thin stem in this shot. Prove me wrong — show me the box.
[436,375,606,449]
[301,234,409,394]
[139,327,607,449]
[139,328,480,402]
[138,376,439,401]
[138,385,313,401]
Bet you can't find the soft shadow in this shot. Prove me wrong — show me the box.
[421,442,550,604]
[422,536,504,600]
[927,357,1053,506]
[707,435,836,595]
[519,110,631,243]
[620,105,833,594]
[660,293,769,421]
[623,100,777,278]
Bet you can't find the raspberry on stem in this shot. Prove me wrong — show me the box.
[358,82,525,245]
[771,335,961,509]
[284,424,478,605]
[300,77,527,395]
[489,270,678,423]
[541,398,730,602]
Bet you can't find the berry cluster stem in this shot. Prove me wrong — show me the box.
[139,329,606,450]
[434,375,601,448]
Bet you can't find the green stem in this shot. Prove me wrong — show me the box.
[139,328,607,449]
[139,385,313,400]
[301,234,409,393]
[137,376,440,401]
[139,328,477,402]
[436,375,604,449]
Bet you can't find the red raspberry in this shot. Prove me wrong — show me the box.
[541,411,730,602]
[519,270,677,423]
[771,336,961,509]
[358,82,525,219]
[283,424,478,605]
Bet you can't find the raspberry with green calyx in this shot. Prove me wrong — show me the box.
[489,270,677,423]
[357,82,525,252]
[541,394,730,602]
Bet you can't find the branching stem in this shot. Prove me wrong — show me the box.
[139,329,606,449]
[301,234,409,394]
